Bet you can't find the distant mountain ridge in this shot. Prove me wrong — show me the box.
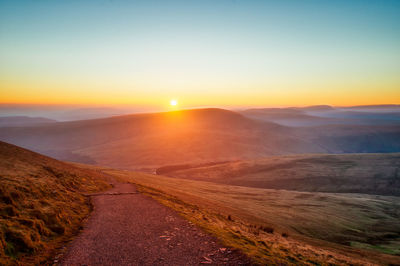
[0,116,56,127]
[240,105,400,126]
[0,108,399,170]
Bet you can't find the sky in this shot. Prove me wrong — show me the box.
[1,0,399,109]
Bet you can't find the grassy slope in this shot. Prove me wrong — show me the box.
[0,141,110,265]
[162,153,400,196]
[92,167,400,265]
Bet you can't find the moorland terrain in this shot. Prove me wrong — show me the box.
[1,105,400,265]
[0,141,109,265]
[157,153,400,195]
[85,164,400,265]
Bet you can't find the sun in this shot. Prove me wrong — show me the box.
[170,99,178,106]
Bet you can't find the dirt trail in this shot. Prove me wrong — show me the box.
[60,182,252,265]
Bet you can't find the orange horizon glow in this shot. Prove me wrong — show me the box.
[1,86,399,109]
[1,1,399,109]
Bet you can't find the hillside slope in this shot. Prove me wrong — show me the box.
[100,168,400,265]
[158,153,400,196]
[0,141,109,265]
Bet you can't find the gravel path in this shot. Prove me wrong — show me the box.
[60,182,252,265]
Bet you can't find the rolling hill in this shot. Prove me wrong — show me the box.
[0,109,322,170]
[156,153,400,196]
[0,141,109,265]
[0,108,399,170]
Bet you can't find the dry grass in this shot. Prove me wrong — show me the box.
[163,153,400,196]
[101,168,400,265]
[0,141,110,265]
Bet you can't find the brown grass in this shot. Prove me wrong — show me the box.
[163,153,400,196]
[0,141,110,265]
[101,168,400,265]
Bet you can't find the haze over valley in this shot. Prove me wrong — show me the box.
[1,105,399,171]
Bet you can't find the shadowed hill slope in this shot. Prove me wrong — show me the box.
[0,141,110,265]
[159,153,400,196]
[294,124,400,154]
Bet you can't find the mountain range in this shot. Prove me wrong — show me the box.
[0,106,399,171]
